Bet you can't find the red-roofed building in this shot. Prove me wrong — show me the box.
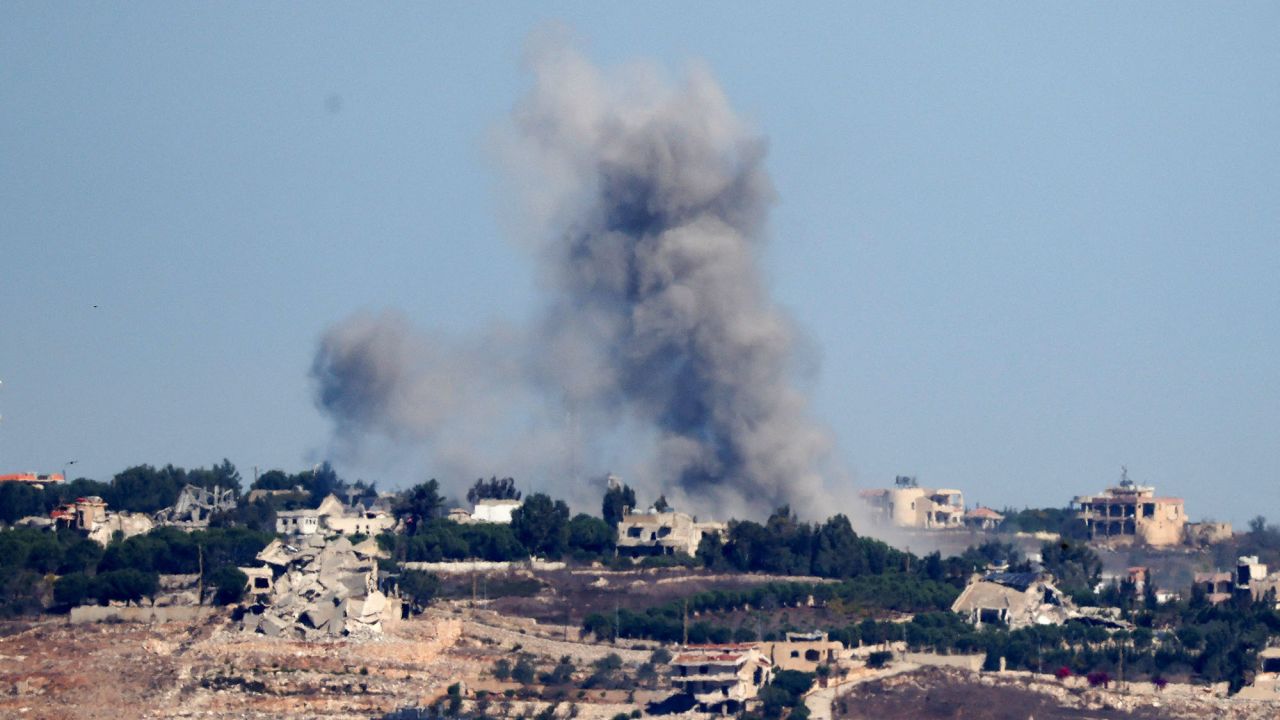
[671,644,772,713]
[0,472,64,488]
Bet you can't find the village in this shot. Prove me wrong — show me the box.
[2,464,1280,719]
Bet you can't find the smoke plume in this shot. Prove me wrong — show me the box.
[312,35,833,517]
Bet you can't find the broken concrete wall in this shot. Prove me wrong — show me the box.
[69,606,211,624]
[240,535,401,639]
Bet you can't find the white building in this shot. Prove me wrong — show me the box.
[471,498,522,524]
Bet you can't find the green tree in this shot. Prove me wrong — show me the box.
[1039,540,1102,602]
[602,481,636,528]
[208,566,248,605]
[251,469,295,491]
[95,569,159,606]
[467,476,521,503]
[400,570,441,614]
[53,572,95,607]
[811,515,866,579]
[0,483,44,523]
[511,493,570,559]
[396,479,445,535]
[568,514,614,556]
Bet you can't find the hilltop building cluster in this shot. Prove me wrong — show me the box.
[857,469,1229,550]
[275,493,397,537]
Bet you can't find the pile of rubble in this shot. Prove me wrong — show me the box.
[239,535,400,639]
[154,483,238,528]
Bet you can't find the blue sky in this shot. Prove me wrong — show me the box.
[2,3,1277,524]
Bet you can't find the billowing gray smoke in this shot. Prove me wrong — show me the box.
[312,36,832,517]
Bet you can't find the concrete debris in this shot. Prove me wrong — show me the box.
[154,484,238,528]
[239,535,401,640]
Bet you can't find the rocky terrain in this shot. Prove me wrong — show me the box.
[835,665,1279,720]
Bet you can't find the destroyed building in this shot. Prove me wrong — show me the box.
[275,493,396,537]
[153,484,237,528]
[50,496,153,546]
[239,535,398,638]
[671,644,773,714]
[1071,469,1186,547]
[951,571,1129,630]
[1196,556,1280,608]
[1184,520,1233,545]
[859,476,966,530]
[1194,571,1234,604]
[616,509,727,557]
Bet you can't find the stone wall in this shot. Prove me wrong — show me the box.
[69,605,212,624]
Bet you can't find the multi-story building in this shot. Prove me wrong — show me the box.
[758,631,844,673]
[1072,470,1185,546]
[859,476,965,530]
[616,509,726,557]
[671,644,772,713]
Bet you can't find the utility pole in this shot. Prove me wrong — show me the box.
[682,599,689,646]
[196,543,204,606]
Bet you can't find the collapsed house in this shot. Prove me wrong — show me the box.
[153,484,237,528]
[858,476,966,530]
[671,644,773,714]
[49,495,153,546]
[239,535,399,638]
[951,571,1130,630]
[616,509,727,557]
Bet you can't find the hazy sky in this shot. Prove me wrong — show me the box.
[2,3,1277,524]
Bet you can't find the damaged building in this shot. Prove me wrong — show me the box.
[951,571,1129,630]
[239,535,399,638]
[616,509,726,557]
[671,644,773,714]
[859,476,966,530]
[1071,470,1186,547]
[153,484,238,528]
[50,496,153,546]
[1195,556,1280,608]
[275,493,396,537]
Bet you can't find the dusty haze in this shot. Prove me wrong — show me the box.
[312,35,835,518]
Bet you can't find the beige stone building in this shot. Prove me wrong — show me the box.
[758,631,843,673]
[1072,471,1186,546]
[1198,556,1280,608]
[616,510,726,557]
[963,507,1005,531]
[859,477,965,530]
[276,494,395,537]
[671,644,772,713]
